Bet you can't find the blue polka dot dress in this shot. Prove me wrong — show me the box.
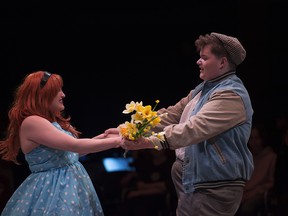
[1,122,104,216]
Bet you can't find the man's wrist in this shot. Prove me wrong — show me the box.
[147,136,163,150]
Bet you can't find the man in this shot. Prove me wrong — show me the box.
[119,32,254,216]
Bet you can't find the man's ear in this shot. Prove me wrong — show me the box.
[221,56,228,65]
[219,56,228,69]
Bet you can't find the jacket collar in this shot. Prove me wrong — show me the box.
[208,71,236,83]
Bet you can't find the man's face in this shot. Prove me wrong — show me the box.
[196,45,225,81]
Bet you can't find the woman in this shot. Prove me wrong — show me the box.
[0,71,122,216]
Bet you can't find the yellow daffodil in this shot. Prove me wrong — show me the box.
[118,100,166,143]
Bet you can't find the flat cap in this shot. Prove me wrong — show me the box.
[211,32,246,66]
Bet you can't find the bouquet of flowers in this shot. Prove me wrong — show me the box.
[118,100,167,157]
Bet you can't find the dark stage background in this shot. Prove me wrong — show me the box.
[0,1,287,215]
[1,2,287,137]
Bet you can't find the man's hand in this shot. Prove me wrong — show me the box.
[121,136,154,150]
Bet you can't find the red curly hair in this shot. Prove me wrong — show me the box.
[0,71,81,164]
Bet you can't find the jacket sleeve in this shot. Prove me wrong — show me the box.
[163,90,247,150]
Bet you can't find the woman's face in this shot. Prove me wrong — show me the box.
[50,90,65,112]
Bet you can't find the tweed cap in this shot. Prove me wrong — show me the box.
[211,32,246,66]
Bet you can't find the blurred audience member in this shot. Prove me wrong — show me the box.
[274,126,288,215]
[235,124,277,216]
[0,160,14,213]
[119,149,176,216]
